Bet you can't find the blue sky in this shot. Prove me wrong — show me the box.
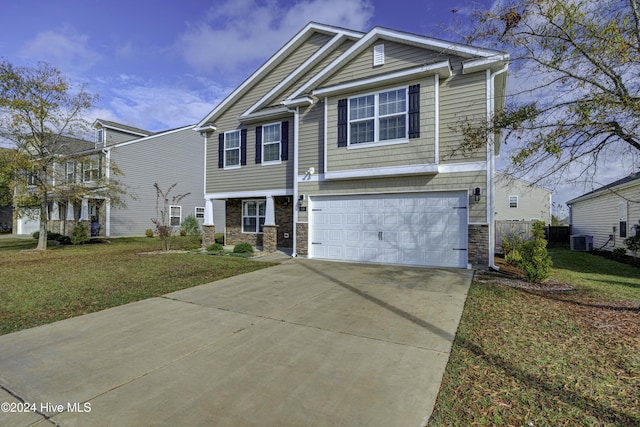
[2,0,629,208]
[0,0,494,132]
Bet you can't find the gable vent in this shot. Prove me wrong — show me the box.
[373,44,385,66]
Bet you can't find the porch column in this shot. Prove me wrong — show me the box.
[204,199,214,226]
[66,202,75,221]
[201,198,216,248]
[51,202,60,221]
[262,195,278,253]
[80,198,89,221]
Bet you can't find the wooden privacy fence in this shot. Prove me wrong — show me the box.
[495,221,571,253]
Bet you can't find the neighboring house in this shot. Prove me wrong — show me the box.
[15,121,223,238]
[195,22,508,268]
[567,172,640,252]
[494,172,552,224]
[92,119,224,237]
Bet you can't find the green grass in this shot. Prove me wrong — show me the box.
[430,248,640,426]
[0,236,275,335]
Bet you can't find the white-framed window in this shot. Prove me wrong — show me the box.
[82,155,100,182]
[349,87,407,145]
[195,207,205,219]
[262,123,281,163]
[509,195,518,208]
[170,205,182,226]
[96,129,104,146]
[242,200,265,233]
[225,130,241,168]
[65,161,76,184]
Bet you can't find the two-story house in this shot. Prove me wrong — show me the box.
[196,23,508,268]
[16,121,223,238]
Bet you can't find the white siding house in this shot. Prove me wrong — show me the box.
[567,172,640,252]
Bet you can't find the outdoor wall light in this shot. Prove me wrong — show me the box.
[473,187,481,202]
[306,167,315,175]
[299,194,305,201]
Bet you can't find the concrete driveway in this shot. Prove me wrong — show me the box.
[0,258,472,427]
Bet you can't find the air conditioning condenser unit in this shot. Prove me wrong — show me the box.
[570,235,593,251]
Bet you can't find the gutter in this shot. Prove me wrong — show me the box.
[286,106,300,257]
[487,63,509,271]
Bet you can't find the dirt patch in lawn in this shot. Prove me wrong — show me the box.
[476,257,640,339]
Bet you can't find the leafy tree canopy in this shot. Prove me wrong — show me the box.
[458,0,640,187]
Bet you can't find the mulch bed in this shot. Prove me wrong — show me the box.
[475,257,640,339]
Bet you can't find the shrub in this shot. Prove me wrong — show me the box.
[71,223,90,245]
[145,229,154,238]
[233,242,254,254]
[32,231,64,242]
[504,221,552,283]
[624,235,640,256]
[206,243,224,253]
[613,247,627,258]
[505,248,523,265]
[181,214,201,236]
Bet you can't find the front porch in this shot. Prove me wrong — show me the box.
[202,195,294,253]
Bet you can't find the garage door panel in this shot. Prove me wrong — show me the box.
[310,192,468,268]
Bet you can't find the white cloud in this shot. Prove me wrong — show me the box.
[89,75,234,132]
[20,28,101,72]
[176,0,374,73]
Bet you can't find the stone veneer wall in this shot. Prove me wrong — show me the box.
[468,224,489,267]
[295,222,308,255]
[225,197,294,249]
[202,225,216,247]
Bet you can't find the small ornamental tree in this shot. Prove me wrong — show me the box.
[151,182,189,251]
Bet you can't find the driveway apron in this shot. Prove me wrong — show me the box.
[0,258,471,427]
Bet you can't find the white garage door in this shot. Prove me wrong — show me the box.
[310,192,468,268]
[17,209,40,235]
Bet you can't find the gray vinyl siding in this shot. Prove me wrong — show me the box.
[322,41,450,88]
[324,78,436,172]
[570,182,640,252]
[205,120,293,193]
[109,128,207,237]
[297,171,487,223]
[439,70,487,163]
[105,129,142,147]
[278,38,356,105]
[298,101,326,174]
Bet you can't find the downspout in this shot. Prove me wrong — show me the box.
[287,106,300,257]
[488,64,508,270]
[102,147,111,236]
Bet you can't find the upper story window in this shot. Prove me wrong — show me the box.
[195,207,205,219]
[65,161,76,184]
[96,129,104,146]
[224,130,241,168]
[349,88,407,145]
[509,195,518,208]
[82,155,101,182]
[262,123,281,163]
[338,85,419,148]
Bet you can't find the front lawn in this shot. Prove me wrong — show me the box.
[0,237,275,335]
[429,247,640,426]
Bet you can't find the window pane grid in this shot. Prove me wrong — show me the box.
[225,131,240,167]
[348,89,407,145]
[243,201,266,233]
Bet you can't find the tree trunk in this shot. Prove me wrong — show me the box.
[36,198,48,250]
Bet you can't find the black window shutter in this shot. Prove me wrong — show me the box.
[408,84,420,138]
[281,121,289,160]
[240,129,247,166]
[337,98,347,147]
[218,133,224,168]
[255,126,262,164]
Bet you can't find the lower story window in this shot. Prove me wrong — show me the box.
[243,200,265,233]
[170,205,181,226]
